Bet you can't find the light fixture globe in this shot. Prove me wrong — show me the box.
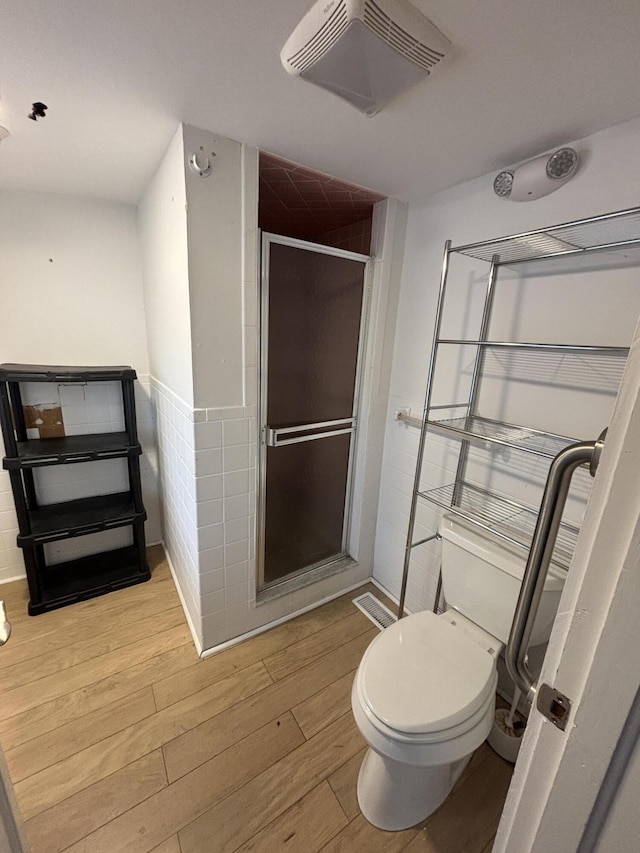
[493,171,514,198]
[546,147,578,180]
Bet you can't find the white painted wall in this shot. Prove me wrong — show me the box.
[138,127,193,407]
[0,191,149,369]
[0,190,160,582]
[138,127,200,644]
[348,198,408,571]
[373,115,640,613]
[183,125,245,410]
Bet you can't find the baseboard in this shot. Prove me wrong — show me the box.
[200,577,371,659]
[0,572,26,586]
[161,545,203,657]
[369,577,403,609]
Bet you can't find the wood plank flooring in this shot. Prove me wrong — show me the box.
[0,545,512,852]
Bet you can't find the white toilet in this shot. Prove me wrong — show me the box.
[351,512,565,831]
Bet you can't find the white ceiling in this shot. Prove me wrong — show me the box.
[1,0,640,205]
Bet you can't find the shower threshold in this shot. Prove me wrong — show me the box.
[256,555,358,605]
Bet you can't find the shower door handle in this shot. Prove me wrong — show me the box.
[264,418,356,447]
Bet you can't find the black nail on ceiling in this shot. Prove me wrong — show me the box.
[28,102,48,121]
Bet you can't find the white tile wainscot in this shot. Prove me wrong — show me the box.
[189,401,370,653]
[196,405,257,649]
[373,396,457,615]
[151,378,202,648]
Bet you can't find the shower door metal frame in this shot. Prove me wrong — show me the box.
[257,232,372,592]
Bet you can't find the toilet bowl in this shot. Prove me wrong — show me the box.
[351,512,566,831]
[351,609,499,830]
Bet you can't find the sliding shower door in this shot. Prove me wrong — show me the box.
[258,234,370,589]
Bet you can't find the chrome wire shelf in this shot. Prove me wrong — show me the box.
[427,416,578,459]
[398,204,634,618]
[450,206,640,265]
[437,340,629,354]
[417,481,579,571]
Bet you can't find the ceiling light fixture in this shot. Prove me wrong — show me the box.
[494,147,579,202]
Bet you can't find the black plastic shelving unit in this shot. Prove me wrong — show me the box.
[0,363,150,614]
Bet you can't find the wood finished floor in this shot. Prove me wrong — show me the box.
[0,546,512,852]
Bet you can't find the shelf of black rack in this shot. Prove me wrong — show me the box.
[17,493,146,546]
[29,545,150,615]
[3,432,141,470]
[0,363,136,382]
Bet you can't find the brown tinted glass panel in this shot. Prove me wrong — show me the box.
[264,434,351,584]
[267,243,365,427]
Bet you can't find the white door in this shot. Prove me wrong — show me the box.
[495,324,640,851]
[0,602,27,853]
[0,751,26,853]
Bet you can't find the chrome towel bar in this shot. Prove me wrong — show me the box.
[264,418,355,447]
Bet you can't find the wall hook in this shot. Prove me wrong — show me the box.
[188,152,214,177]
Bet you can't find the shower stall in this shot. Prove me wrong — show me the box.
[258,233,370,591]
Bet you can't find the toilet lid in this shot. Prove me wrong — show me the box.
[358,610,496,735]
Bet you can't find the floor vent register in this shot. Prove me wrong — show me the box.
[352,592,397,631]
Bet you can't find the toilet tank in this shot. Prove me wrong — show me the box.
[439,513,566,646]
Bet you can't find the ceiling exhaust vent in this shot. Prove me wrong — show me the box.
[281,0,450,116]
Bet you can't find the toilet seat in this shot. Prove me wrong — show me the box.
[354,673,495,746]
[357,610,497,737]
